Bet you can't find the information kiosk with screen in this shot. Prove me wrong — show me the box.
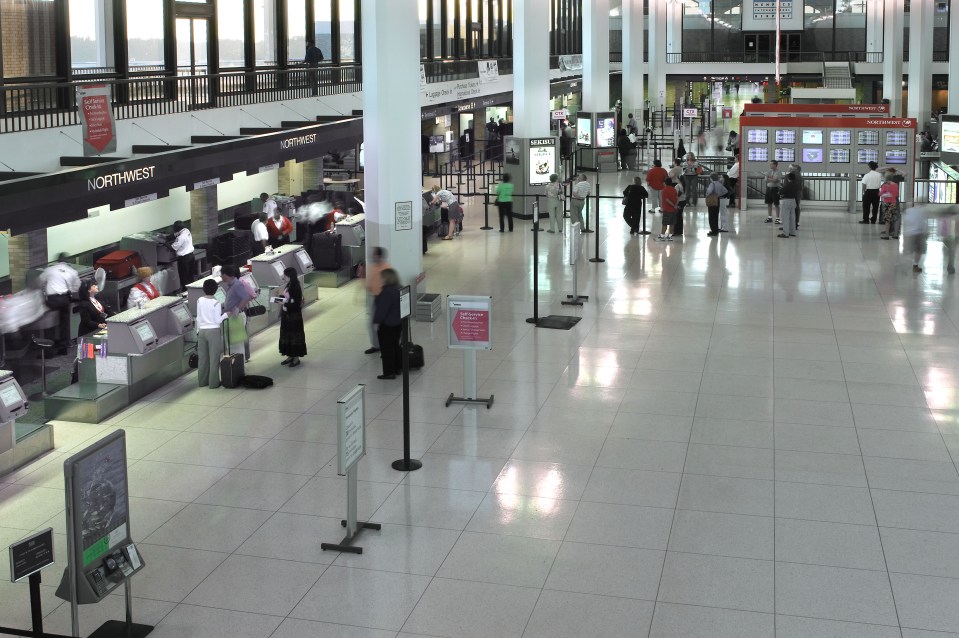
[294,248,314,275]
[164,302,195,336]
[0,376,28,423]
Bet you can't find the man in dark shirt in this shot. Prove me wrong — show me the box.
[305,40,323,95]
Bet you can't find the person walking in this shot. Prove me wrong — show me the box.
[860,161,882,224]
[646,160,668,211]
[221,265,255,362]
[788,164,804,228]
[364,246,391,354]
[304,39,324,96]
[704,172,728,236]
[764,160,782,224]
[196,279,227,389]
[727,155,740,208]
[941,206,958,275]
[879,172,901,240]
[373,268,403,380]
[495,173,515,232]
[682,154,703,208]
[777,172,800,238]
[545,173,564,234]
[623,176,648,235]
[570,173,591,232]
[278,267,306,367]
[673,170,687,236]
[617,129,634,171]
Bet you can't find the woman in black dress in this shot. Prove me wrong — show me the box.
[76,281,112,337]
[278,267,307,367]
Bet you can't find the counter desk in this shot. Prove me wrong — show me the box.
[185,271,279,334]
[250,244,319,306]
[45,296,197,423]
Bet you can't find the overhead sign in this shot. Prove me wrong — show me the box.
[478,60,499,84]
[9,528,55,583]
[742,0,804,31]
[528,138,558,187]
[336,385,366,475]
[448,295,492,350]
[551,109,568,121]
[77,84,117,156]
[743,103,891,115]
[683,108,699,118]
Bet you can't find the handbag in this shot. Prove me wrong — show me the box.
[705,193,720,207]
[188,352,199,369]
[225,314,248,345]
[244,299,267,317]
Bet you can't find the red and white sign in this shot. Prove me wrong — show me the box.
[77,84,117,155]
[682,108,698,118]
[743,103,890,116]
[448,296,492,350]
[722,107,733,120]
[740,116,915,129]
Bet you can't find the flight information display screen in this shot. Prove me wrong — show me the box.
[885,149,908,164]
[774,148,795,162]
[830,130,851,145]
[775,130,796,144]
[858,148,879,163]
[857,130,880,145]
[829,149,851,163]
[747,129,768,143]
[802,148,824,163]
[886,131,908,146]
[748,147,769,161]
[802,130,823,144]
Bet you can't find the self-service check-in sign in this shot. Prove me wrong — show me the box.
[448,296,492,350]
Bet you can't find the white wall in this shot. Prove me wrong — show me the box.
[218,169,278,210]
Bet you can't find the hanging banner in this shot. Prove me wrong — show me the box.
[478,60,499,84]
[558,54,583,72]
[77,84,117,156]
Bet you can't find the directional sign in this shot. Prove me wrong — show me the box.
[448,296,492,350]
[722,107,733,119]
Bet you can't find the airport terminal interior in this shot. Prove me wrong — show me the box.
[2,0,959,637]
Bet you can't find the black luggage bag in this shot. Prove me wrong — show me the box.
[407,343,424,369]
[310,231,343,271]
[220,320,245,388]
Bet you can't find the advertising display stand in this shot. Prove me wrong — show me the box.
[322,385,381,554]
[562,223,589,306]
[445,296,494,409]
[55,430,151,638]
[392,287,422,473]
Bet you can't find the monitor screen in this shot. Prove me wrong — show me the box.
[942,118,959,154]
[271,261,286,281]
[802,148,824,163]
[747,147,769,162]
[775,130,796,144]
[295,250,313,272]
[747,129,767,143]
[858,148,879,163]
[576,118,592,145]
[72,435,129,567]
[802,130,823,144]
[0,383,22,409]
[428,135,445,153]
[595,117,616,148]
[857,130,880,145]
[830,130,852,145]
[172,305,192,324]
[134,322,156,343]
[775,148,795,162]
[829,149,851,163]
[886,131,908,146]
[885,149,908,164]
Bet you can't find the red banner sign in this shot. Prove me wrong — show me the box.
[77,84,117,155]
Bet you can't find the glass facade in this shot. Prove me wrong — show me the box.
[127,0,164,69]
[1,0,58,78]
[288,0,307,63]
[253,0,277,66]
[218,0,245,68]
[69,0,114,70]
[314,0,332,61]
[338,0,355,61]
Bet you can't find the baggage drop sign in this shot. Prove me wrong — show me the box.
[448,296,492,350]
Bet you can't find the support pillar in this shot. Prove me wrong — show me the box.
[866,0,883,59]
[648,0,668,112]
[582,0,610,112]
[9,229,48,292]
[361,0,423,289]
[190,185,218,246]
[882,0,905,117]
[906,0,933,126]
[302,158,322,192]
[622,0,645,139]
[277,159,303,196]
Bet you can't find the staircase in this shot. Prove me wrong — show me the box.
[823,62,854,89]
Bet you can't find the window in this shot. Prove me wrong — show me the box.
[70,0,115,71]
[1,0,57,78]
[835,0,866,51]
[804,0,834,53]
[314,0,332,61]
[682,1,712,55]
[253,0,277,66]
[432,0,442,57]
[217,0,245,68]
[288,0,307,62]
[419,0,428,58]
[127,0,164,69]
[338,0,355,61]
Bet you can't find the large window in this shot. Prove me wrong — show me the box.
[127,0,164,69]
[288,0,308,62]
[314,0,332,60]
[682,1,712,54]
[70,0,114,71]
[253,0,277,65]
[1,0,57,78]
[834,0,866,52]
[338,0,355,61]
[217,0,244,67]
[804,0,835,53]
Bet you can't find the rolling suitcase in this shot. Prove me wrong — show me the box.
[95,250,142,280]
[407,343,424,369]
[310,231,342,271]
[220,320,245,388]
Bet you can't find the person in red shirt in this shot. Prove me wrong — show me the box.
[656,178,679,241]
[646,160,668,212]
[266,206,294,248]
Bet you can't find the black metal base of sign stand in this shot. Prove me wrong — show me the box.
[535,315,582,330]
[561,294,589,307]
[392,458,423,471]
[445,392,494,409]
[321,519,382,555]
[88,620,153,638]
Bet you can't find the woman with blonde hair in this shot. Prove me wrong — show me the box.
[126,267,160,309]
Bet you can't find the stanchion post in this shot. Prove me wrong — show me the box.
[526,202,541,325]
[589,175,605,263]
[639,198,651,235]
[531,194,544,232]
[392,312,422,472]
[481,192,493,230]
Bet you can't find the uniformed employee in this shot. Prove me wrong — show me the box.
[170,221,195,293]
[40,253,81,355]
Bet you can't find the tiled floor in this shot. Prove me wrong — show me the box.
[3,176,959,637]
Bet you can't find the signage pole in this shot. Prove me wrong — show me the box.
[562,222,588,307]
[392,313,423,472]
[29,572,43,637]
[589,175,605,263]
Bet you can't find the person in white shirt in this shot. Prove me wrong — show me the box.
[40,253,81,353]
[860,161,883,224]
[250,213,269,256]
[260,192,278,218]
[170,221,195,293]
[195,279,228,388]
[901,205,929,273]
[126,267,160,309]
[570,174,592,232]
[727,155,740,207]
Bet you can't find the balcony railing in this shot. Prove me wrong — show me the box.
[666,51,885,64]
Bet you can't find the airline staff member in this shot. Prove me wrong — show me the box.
[127,267,161,309]
[266,207,294,248]
[251,213,269,256]
[40,254,81,355]
[170,221,195,293]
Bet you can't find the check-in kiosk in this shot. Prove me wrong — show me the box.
[0,371,52,478]
[250,244,318,308]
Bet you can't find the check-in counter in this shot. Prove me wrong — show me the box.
[335,213,366,246]
[120,232,176,269]
[250,243,314,286]
[0,370,52,477]
[184,271,278,335]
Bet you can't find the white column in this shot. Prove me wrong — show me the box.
[666,0,682,54]
[622,0,645,117]
[882,0,905,117]
[648,0,667,110]
[866,0,883,56]
[582,0,610,111]
[906,0,933,125]
[952,0,959,111]
[513,0,550,138]
[361,0,423,286]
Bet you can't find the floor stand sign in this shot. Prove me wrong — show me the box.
[322,384,381,554]
[562,222,589,306]
[55,430,152,638]
[3,527,55,638]
[445,295,494,409]
[392,286,422,472]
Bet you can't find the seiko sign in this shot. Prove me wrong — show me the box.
[279,133,318,149]
[87,166,156,191]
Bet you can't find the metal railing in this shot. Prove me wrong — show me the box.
[745,175,851,204]
[666,51,882,64]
